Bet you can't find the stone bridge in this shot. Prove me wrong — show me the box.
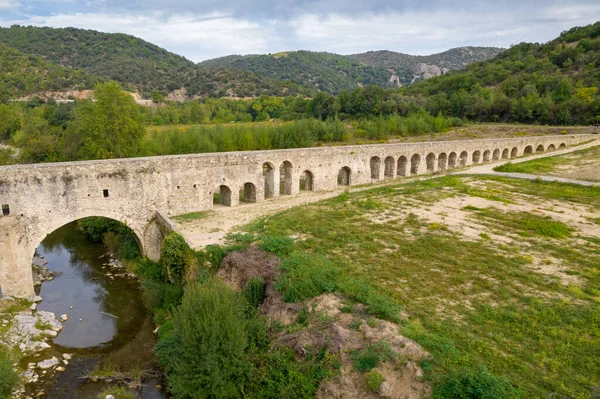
[0,134,591,297]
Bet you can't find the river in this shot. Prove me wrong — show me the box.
[27,221,165,398]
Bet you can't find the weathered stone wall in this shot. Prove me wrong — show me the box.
[0,134,591,297]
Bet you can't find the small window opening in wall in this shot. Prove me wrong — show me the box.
[177,186,181,189]
[103,189,109,198]
[2,204,10,216]
[193,184,197,189]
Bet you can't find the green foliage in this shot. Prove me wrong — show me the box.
[245,346,339,399]
[350,341,396,372]
[0,42,97,100]
[77,217,141,259]
[156,278,252,399]
[259,236,295,257]
[160,233,188,283]
[243,277,266,309]
[275,253,341,302]
[433,365,522,399]
[364,370,386,392]
[67,81,145,159]
[405,21,600,124]
[0,350,18,399]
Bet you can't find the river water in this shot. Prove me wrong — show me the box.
[28,221,165,398]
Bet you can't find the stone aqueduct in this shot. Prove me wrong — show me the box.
[0,134,590,297]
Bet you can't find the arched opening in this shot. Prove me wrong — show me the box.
[280,161,293,195]
[300,170,313,191]
[459,151,468,166]
[502,149,509,159]
[438,153,448,172]
[559,143,567,149]
[214,185,232,206]
[410,154,421,175]
[448,152,457,168]
[370,156,381,180]
[547,144,556,151]
[384,156,395,179]
[483,150,491,163]
[397,156,408,177]
[262,162,275,199]
[536,145,544,153]
[524,145,533,155]
[472,151,481,164]
[492,149,500,161]
[511,147,518,158]
[338,167,351,186]
[426,153,436,173]
[31,217,145,348]
[239,182,257,203]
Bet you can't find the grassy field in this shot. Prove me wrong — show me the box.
[495,144,600,182]
[242,176,600,398]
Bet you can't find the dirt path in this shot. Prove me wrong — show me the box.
[176,137,600,250]
[462,138,600,186]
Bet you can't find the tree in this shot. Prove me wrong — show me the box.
[156,278,252,398]
[71,81,145,160]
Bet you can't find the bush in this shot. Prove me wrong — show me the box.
[259,235,295,257]
[351,341,396,372]
[275,253,340,302]
[245,347,338,399]
[243,276,265,309]
[156,278,252,398]
[0,350,18,399]
[160,233,189,283]
[433,365,523,399]
[364,370,386,392]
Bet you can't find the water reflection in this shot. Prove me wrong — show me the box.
[29,221,165,398]
[36,222,145,349]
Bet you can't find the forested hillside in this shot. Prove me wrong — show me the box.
[198,51,393,93]
[404,22,600,124]
[0,26,313,98]
[0,42,98,101]
[348,47,504,86]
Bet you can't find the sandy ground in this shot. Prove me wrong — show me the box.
[176,137,600,251]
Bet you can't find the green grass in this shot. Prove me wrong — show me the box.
[364,370,386,392]
[494,144,600,176]
[97,386,136,399]
[172,211,212,223]
[243,175,600,398]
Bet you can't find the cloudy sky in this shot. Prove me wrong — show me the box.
[0,0,599,62]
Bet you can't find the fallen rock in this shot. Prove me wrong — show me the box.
[59,314,69,322]
[37,357,58,369]
[62,353,71,360]
[0,296,15,301]
[30,295,43,303]
[30,303,37,311]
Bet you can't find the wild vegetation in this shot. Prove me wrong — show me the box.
[404,22,600,124]
[0,42,97,101]
[236,176,600,397]
[0,26,313,98]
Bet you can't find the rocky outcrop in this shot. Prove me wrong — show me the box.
[1,310,62,355]
[412,63,450,82]
[32,256,60,287]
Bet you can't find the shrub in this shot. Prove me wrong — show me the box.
[244,276,265,309]
[96,386,136,399]
[160,233,188,283]
[275,253,340,302]
[0,350,18,399]
[245,347,338,399]
[156,278,252,398]
[351,341,396,372]
[364,370,386,392]
[260,235,295,257]
[433,365,523,399]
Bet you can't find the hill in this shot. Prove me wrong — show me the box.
[0,26,313,99]
[0,42,98,101]
[403,21,600,124]
[198,51,393,93]
[347,47,505,86]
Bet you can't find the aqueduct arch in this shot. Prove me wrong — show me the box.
[0,133,589,297]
